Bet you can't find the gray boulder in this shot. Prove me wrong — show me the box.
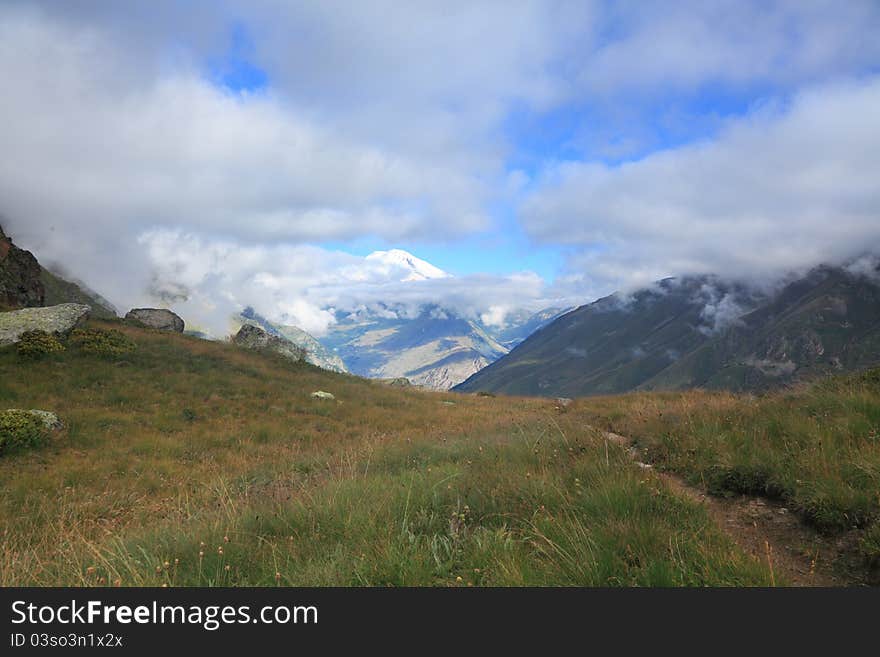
[232,324,305,363]
[0,303,90,346]
[125,308,184,332]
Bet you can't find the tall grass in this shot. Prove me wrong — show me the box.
[574,371,880,564]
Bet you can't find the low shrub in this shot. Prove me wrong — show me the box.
[704,464,785,499]
[69,328,136,357]
[856,367,880,388]
[16,330,65,358]
[0,410,49,454]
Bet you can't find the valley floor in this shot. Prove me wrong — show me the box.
[0,320,876,586]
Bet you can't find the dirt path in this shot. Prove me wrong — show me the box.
[602,431,865,586]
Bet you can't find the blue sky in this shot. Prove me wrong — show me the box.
[209,23,268,95]
[202,19,785,281]
[2,1,880,334]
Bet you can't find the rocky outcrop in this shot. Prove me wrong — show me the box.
[232,324,305,363]
[406,354,494,391]
[239,308,347,373]
[0,303,90,346]
[125,308,184,332]
[0,225,45,309]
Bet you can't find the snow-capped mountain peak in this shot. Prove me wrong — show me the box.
[365,249,449,282]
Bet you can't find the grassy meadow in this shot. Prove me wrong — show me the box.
[0,319,877,586]
[575,373,880,570]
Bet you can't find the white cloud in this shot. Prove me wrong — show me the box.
[2,1,879,328]
[480,305,510,328]
[845,254,880,284]
[570,1,880,95]
[137,229,564,337]
[696,286,750,335]
[522,77,880,293]
[0,6,490,305]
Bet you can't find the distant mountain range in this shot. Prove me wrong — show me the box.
[25,223,874,399]
[3,229,573,386]
[455,263,880,397]
[319,305,504,390]
[240,302,557,387]
[312,250,569,389]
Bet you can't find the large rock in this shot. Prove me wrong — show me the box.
[232,324,305,362]
[0,224,45,309]
[125,308,184,332]
[0,303,90,346]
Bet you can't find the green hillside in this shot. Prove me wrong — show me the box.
[40,268,117,319]
[1,318,877,585]
[0,318,781,586]
[455,267,880,397]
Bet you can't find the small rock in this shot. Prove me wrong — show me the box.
[124,308,185,332]
[310,391,335,400]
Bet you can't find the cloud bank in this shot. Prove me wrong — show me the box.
[1,2,878,336]
[139,230,557,336]
[523,78,880,292]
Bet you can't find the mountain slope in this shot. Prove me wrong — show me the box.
[645,266,880,392]
[491,306,573,349]
[455,266,880,397]
[39,268,117,319]
[238,307,348,373]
